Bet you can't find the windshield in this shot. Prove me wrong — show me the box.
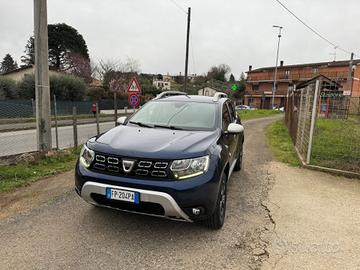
[129,101,217,131]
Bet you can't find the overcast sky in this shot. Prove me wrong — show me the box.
[1,0,360,78]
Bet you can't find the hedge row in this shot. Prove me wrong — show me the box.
[0,74,87,101]
[0,74,169,102]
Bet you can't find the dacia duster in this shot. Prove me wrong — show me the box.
[75,91,244,229]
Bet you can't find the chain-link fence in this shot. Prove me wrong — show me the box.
[295,83,316,162]
[0,98,141,158]
[0,99,137,118]
[286,76,360,174]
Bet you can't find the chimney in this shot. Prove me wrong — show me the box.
[280,60,284,67]
[249,65,252,72]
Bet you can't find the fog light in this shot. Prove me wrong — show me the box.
[192,208,201,215]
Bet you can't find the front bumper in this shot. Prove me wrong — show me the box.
[81,181,192,221]
[75,159,221,222]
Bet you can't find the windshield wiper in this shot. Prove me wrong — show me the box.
[153,124,184,130]
[129,121,154,128]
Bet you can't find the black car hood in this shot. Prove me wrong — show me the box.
[90,125,219,159]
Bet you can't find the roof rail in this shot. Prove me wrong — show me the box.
[153,91,187,100]
[213,92,228,101]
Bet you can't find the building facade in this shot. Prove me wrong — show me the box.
[245,60,360,109]
[153,74,172,90]
[153,80,171,90]
[1,65,64,82]
[197,87,218,97]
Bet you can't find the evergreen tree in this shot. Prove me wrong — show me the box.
[21,37,35,66]
[21,23,90,70]
[229,73,235,82]
[0,54,18,73]
[47,23,89,69]
[239,72,246,81]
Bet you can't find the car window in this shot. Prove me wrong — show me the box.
[227,102,236,122]
[130,101,217,131]
[222,103,231,130]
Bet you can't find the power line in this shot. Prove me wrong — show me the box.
[274,0,359,58]
[168,0,187,14]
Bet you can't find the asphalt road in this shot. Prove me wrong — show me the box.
[0,117,278,269]
[0,122,115,157]
[0,116,115,132]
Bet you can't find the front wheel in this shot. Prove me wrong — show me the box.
[204,174,227,230]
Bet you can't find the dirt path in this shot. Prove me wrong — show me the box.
[0,170,74,220]
[0,117,278,270]
[263,162,360,270]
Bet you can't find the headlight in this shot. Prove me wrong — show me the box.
[79,144,95,168]
[170,155,209,180]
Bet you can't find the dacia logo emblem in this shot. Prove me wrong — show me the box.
[122,160,135,173]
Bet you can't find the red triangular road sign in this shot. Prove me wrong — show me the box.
[127,78,142,93]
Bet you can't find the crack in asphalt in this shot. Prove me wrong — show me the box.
[261,202,276,229]
[234,117,283,269]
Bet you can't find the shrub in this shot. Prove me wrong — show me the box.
[87,86,107,101]
[18,74,35,99]
[18,74,87,101]
[0,77,19,100]
[50,75,86,101]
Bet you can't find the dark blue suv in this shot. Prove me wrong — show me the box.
[75,92,244,229]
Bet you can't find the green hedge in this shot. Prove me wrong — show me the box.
[17,74,87,101]
[0,77,19,100]
[18,74,34,99]
[87,86,108,101]
[50,75,86,101]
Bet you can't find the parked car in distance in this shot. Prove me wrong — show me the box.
[75,91,245,229]
[273,106,285,112]
[235,105,254,111]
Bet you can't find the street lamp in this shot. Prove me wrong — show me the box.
[272,25,283,109]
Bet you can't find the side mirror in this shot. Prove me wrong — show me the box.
[227,123,244,134]
[117,116,127,125]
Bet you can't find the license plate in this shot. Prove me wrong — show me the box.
[106,188,140,204]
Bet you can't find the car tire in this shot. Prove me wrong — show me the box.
[234,147,243,171]
[204,173,227,230]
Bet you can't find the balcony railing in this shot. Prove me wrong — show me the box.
[247,71,349,82]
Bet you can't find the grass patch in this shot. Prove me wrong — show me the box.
[266,120,301,167]
[239,109,283,121]
[0,147,81,193]
[312,118,360,173]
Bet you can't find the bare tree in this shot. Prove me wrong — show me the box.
[97,59,121,79]
[99,57,141,94]
[90,60,100,80]
[122,57,141,73]
[97,57,140,80]
[65,52,92,83]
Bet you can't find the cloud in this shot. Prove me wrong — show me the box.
[0,0,359,77]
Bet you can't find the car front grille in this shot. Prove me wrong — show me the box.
[91,153,172,179]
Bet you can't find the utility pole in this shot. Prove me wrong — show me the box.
[34,0,52,152]
[184,7,191,92]
[272,25,283,109]
[330,46,338,62]
[347,52,354,96]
